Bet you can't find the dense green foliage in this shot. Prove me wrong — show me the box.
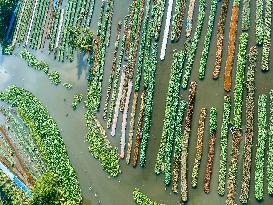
[30,172,61,205]
[133,188,165,205]
[0,85,82,204]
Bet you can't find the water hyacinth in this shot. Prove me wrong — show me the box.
[72,94,83,110]
[47,71,61,85]
[86,116,121,177]
[191,108,207,188]
[180,81,197,203]
[20,49,49,73]
[181,0,206,89]
[171,100,187,193]
[218,95,231,196]
[268,90,273,195]
[256,0,264,45]
[198,0,218,79]
[155,50,186,174]
[204,107,217,193]
[212,0,229,79]
[224,0,241,91]
[255,95,267,201]
[133,188,165,205]
[0,85,82,204]
[240,46,257,203]
[261,0,272,71]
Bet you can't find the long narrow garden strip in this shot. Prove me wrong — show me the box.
[256,0,264,45]
[170,0,186,42]
[191,108,207,188]
[218,95,231,196]
[212,0,229,79]
[154,50,185,174]
[255,95,267,201]
[224,0,240,91]
[261,0,272,71]
[241,0,250,30]
[268,90,273,194]
[204,107,217,193]
[198,0,218,79]
[171,99,187,193]
[240,46,257,203]
[103,22,122,120]
[181,0,206,89]
[226,32,248,205]
[180,81,197,203]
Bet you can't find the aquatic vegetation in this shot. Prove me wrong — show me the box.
[47,71,61,85]
[133,188,165,205]
[218,95,231,196]
[191,108,207,188]
[255,95,267,201]
[180,81,197,203]
[224,0,240,91]
[181,0,205,89]
[155,50,186,175]
[72,94,83,111]
[198,0,218,79]
[256,0,264,45]
[268,90,273,195]
[63,83,73,90]
[20,49,49,73]
[204,107,217,193]
[0,85,82,204]
[240,46,257,203]
[171,100,187,193]
[20,49,61,85]
[170,0,186,42]
[86,116,121,177]
[241,0,250,30]
[212,0,229,79]
[261,0,272,71]
[226,32,248,205]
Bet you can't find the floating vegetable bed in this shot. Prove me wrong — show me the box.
[255,94,267,201]
[191,108,207,188]
[268,90,273,195]
[133,188,165,205]
[212,0,229,79]
[240,46,257,203]
[218,95,231,196]
[256,0,264,45]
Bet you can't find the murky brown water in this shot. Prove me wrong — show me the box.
[1,0,273,204]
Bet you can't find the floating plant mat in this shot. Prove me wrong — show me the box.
[0,85,82,204]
